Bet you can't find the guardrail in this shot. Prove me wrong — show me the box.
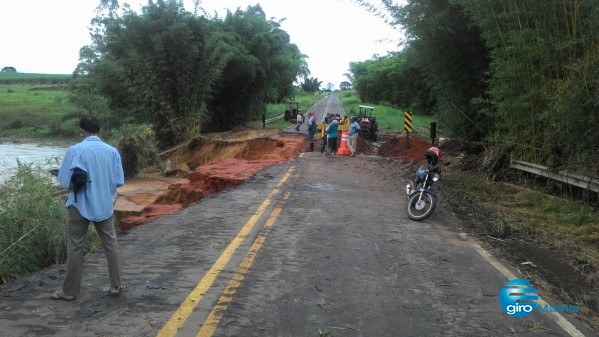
[264,114,285,124]
[510,160,599,193]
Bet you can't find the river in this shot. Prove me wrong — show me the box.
[0,142,69,183]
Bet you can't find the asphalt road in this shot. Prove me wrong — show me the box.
[0,95,595,337]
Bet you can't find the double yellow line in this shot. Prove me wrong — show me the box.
[156,167,295,337]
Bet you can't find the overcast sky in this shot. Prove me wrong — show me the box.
[0,0,403,88]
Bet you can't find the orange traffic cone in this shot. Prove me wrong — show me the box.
[337,130,351,156]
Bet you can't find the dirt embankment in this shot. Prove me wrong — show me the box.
[117,130,307,230]
[115,129,435,230]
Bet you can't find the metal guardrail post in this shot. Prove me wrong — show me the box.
[510,160,599,193]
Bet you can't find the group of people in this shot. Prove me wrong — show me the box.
[299,112,361,157]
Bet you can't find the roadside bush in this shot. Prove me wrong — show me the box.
[0,162,102,284]
[0,162,67,283]
[4,120,23,130]
[113,124,160,178]
[49,123,78,138]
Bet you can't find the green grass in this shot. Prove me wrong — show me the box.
[337,90,437,135]
[247,90,327,130]
[0,72,71,84]
[0,73,79,139]
[444,170,599,259]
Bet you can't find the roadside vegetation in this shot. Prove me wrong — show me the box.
[0,74,79,140]
[350,0,599,175]
[0,161,100,284]
[443,168,599,321]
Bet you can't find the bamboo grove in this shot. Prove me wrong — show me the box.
[350,0,599,173]
[69,0,308,149]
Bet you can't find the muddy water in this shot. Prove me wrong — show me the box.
[0,142,68,183]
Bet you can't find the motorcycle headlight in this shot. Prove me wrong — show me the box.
[431,172,440,182]
[405,183,412,195]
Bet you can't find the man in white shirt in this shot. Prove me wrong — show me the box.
[294,110,303,131]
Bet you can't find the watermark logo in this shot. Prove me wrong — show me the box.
[498,279,538,317]
[499,278,580,316]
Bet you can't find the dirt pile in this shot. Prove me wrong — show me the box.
[378,134,434,159]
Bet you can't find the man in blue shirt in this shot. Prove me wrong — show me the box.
[52,116,125,301]
[348,116,361,157]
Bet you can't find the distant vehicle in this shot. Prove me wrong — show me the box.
[284,101,301,122]
[357,105,378,141]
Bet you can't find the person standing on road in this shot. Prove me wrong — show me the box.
[52,116,125,301]
[306,112,318,152]
[348,116,361,157]
[325,117,339,157]
[294,110,303,131]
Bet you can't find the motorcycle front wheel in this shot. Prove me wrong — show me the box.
[406,192,436,221]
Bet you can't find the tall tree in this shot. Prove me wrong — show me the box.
[355,0,599,171]
[459,0,599,170]
[76,0,221,148]
[349,48,433,114]
[395,0,492,140]
[73,0,307,148]
[206,5,305,131]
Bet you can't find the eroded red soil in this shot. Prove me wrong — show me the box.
[116,130,433,230]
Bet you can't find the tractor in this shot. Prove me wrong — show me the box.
[356,105,378,141]
[284,100,301,122]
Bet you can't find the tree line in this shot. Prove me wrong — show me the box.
[350,0,599,173]
[69,0,310,149]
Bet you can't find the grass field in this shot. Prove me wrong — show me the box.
[0,72,71,84]
[0,73,79,139]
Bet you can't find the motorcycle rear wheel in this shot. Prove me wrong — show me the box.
[406,192,436,221]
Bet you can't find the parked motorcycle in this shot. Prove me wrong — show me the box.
[405,147,442,221]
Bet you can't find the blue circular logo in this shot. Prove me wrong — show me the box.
[498,279,538,317]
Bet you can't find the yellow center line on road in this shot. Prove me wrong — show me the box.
[317,95,335,138]
[323,94,332,115]
[197,191,291,337]
[156,167,295,337]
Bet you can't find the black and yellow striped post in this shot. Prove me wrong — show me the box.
[404,111,413,149]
